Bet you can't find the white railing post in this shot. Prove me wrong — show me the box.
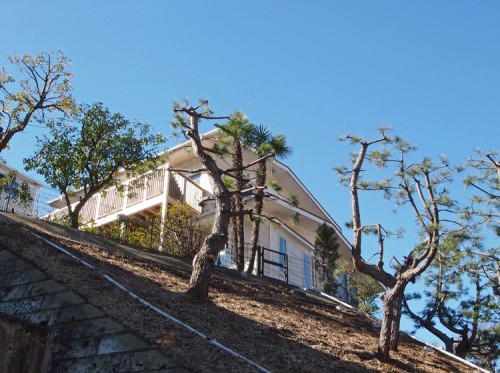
[142,174,148,202]
[123,180,130,210]
[95,193,101,221]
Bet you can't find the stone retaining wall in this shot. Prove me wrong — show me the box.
[0,249,187,373]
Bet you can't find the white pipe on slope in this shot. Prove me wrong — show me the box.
[407,335,489,373]
[26,229,272,373]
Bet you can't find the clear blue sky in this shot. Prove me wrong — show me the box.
[2,1,499,346]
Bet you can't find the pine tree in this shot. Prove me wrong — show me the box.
[313,222,340,292]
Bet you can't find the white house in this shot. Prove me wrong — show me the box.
[0,162,43,216]
[46,130,380,301]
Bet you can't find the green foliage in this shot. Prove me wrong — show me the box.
[161,203,211,257]
[288,194,299,207]
[222,175,235,190]
[0,51,75,153]
[313,223,340,291]
[463,149,499,230]
[327,259,380,315]
[91,203,209,258]
[0,170,33,211]
[289,212,300,225]
[252,130,292,160]
[405,232,499,366]
[212,135,231,156]
[351,277,381,315]
[321,280,333,294]
[468,323,500,372]
[16,180,33,209]
[269,179,282,192]
[24,102,164,227]
[43,211,73,227]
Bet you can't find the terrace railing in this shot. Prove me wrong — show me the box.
[168,172,203,213]
[47,169,204,224]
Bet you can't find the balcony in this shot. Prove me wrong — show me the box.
[47,169,205,226]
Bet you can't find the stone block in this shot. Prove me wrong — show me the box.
[0,295,45,315]
[49,353,124,373]
[48,303,106,325]
[0,250,16,261]
[98,332,149,355]
[0,258,34,274]
[0,279,66,302]
[51,317,125,341]
[39,290,86,311]
[52,336,101,359]
[0,268,46,288]
[122,349,183,371]
[17,308,55,325]
[27,279,67,297]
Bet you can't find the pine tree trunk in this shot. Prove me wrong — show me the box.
[378,293,393,361]
[187,190,231,302]
[232,137,245,271]
[378,286,404,361]
[231,198,241,268]
[246,216,261,274]
[246,161,266,274]
[390,294,403,351]
[454,333,472,358]
[187,237,221,301]
[180,106,234,303]
[232,204,245,271]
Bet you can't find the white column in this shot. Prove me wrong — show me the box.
[158,164,170,251]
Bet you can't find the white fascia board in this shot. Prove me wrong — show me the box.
[271,159,343,232]
[159,128,221,158]
[271,197,353,250]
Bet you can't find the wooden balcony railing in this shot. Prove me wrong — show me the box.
[168,172,203,212]
[46,169,205,225]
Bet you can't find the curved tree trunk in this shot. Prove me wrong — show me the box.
[177,104,234,303]
[68,200,85,229]
[402,297,455,353]
[187,191,231,301]
[187,187,232,301]
[69,209,80,229]
[390,293,403,351]
[454,333,472,358]
[378,283,405,360]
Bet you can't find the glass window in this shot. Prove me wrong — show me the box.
[279,236,286,273]
[303,254,311,289]
[189,172,202,185]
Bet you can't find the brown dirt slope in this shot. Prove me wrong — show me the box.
[0,214,480,373]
